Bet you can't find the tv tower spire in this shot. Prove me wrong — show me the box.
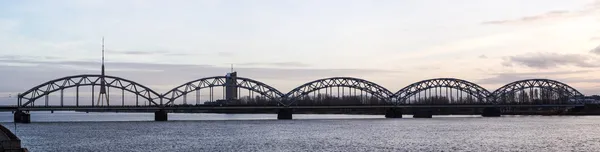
[97,37,109,106]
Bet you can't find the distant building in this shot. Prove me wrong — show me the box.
[579,95,600,104]
[205,100,228,106]
[225,72,238,101]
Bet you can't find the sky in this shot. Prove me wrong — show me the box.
[1,0,600,104]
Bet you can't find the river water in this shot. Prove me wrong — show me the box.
[1,111,599,152]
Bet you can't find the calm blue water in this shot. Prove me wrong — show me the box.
[1,112,600,152]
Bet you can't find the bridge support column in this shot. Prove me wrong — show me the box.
[482,107,501,117]
[154,110,168,121]
[413,109,432,118]
[14,110,30,123]
[277,109,293,120]
[385,108,402,118]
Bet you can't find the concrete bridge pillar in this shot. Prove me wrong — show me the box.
[277,109,293,120]
[154,110,168,121]
[482,107,501,117]
[413,109,432,118]
[385,108,402,118]
[14,111,30,123]
[0,124,28,151]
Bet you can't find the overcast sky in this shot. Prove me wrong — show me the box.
[1,0,600,104]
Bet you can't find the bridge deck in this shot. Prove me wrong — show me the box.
[0,104,584,112]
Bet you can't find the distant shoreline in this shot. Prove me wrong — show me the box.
[73,107,600,116]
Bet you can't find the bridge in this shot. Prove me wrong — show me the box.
[8,72,591,123]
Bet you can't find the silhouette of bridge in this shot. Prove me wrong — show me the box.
[7,40,592,123]
[8,73,590,123]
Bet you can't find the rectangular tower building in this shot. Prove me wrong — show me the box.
[225,72,238,101]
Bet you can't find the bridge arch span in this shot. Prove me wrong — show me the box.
[393,78,491,105]
[18,74,162,107]
[284,77,394,106]
[491,79,584,104]
[162,76,285,105]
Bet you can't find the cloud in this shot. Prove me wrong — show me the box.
[584,0,600,10]
[106,50,165,55]
[217,52,234,57]
[502,52,599,69]
[0,57,397,93]
[413,65,440,70]
[105,49,191,56]
[478,55,488,59]
[477,74,531,85]
[482,0,600,26]
[477,70,594,85]
[482,10,571,25]
[0,19,19,31]
[237,62,310,68]
[501,61,512,67]
[559,78,600,84]
[0,55,20,60]
[591,44,600,54]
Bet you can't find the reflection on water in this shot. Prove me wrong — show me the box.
[1,112,600,151]
[0,111,384,122]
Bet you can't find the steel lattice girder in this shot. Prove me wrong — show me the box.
[393,78,491,104]
[17,75,589,107]
[284,77,393,106]
[490,79,584,103]
[18,74,162,107]
[162,76,285,105]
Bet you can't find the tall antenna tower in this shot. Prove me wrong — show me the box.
[97,37,109,106]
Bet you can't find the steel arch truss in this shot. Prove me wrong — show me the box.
[393,78,491,105]
[491,79,584,104]
[18,74,162,107]
[284,77,393,106]
[162,76,285,105]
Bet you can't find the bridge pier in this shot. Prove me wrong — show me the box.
[482,107,501,117]
[568,106,585,113]
[413,109,432,118]
[385,108,402,118]
[14,111,30,123]
[277,109,293,120]
[154,110,168,121]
